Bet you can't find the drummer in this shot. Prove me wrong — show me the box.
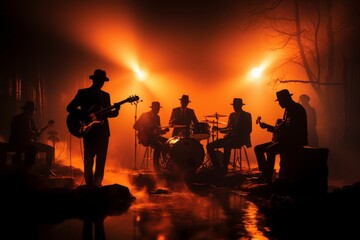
[206,98,252,174]
[169,94,199,138]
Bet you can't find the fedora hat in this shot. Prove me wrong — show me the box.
[149,101,162,108]
[231,98,245,105]
[21,101,36,111]
[275,89,293,101]
[179,94,191,103]
[89,69,109,81]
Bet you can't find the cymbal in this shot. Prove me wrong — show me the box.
[201,120,226,125]
[205,113,228,118]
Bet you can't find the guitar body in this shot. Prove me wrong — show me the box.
[137,127,169,146]
[272,118,284,142]
[66,109,94,138]
[137,128,152,146]
[256,116,289,143]
[67,95,139,138]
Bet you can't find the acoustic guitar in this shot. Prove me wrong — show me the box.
[67,95,139,138]
[256,116,290,142]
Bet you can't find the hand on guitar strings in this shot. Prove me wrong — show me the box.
[114,103,121,111]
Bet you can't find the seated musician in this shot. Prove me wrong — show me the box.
[8,101,56,176]
[133,101,168,172]
[254,89,308,183]
[169,94,198,138]
[206,98,252,174]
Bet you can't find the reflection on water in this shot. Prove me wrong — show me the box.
[35,187,273,240]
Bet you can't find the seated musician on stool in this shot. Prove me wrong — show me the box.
[134,101,169,172]
[206,98,252,174]
[254,89,308,183]
[8,101,56,176]
[169,94,198,138]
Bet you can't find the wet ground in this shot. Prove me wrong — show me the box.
[0,164,359,240]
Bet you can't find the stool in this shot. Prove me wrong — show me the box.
[141,145,153,170]
[230,145,250,172]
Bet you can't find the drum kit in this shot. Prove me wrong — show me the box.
[159,112,228,174]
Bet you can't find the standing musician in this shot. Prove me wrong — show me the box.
[206,98,252,174]
[66,69,120,187]
[133,101,168,172]
[8,101,55,176]
[254,89,307,183]
[169,94,198,138]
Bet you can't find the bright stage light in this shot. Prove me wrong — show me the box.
[251,66,264,79]
[131,63,148,81]
[135,69,147,81]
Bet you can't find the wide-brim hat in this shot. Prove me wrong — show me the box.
[21,101,36,111]
[179,94,191,103]
[231,98,245,105]
[149,101,162,108]
[89,69,109,81]
[275,89,293,101]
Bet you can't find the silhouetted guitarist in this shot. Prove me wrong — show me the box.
[254,89,307,183]
[8,101,55,176]
[66,69,121,187]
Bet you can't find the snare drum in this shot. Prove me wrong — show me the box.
[191,122,210,140]
[161,137,205,173]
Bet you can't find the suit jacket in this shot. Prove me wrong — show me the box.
[267,100,308,147]
[66,87,116,137]
[8,113,37,151]
[134,111,161,145]
[225,110,252,148]
[169,107,198,137]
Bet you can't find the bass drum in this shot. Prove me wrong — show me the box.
[161,137,205,174]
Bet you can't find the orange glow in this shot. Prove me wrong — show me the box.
[244,201,269,239]
[157,235,166,240]
[21,2,317,175]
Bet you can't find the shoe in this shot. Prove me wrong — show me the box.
[93,179,102,187]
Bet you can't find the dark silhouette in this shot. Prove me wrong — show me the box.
[133,101,169,172]
[66,69,120,187]
[254,89,308,183]
[8,101,55,176]
[82,217,106,240]
[0,142,8,166]
[299,94,319,147]
[169,94,198,138]
[206,98,252,174]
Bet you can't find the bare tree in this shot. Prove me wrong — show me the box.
[245,0,358,146]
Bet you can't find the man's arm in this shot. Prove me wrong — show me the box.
[66,90,81,113]
[192,109,199,123]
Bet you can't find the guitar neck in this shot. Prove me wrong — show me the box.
[94,100,128,118]
[94,96,139,118]
[38,125,49,136]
